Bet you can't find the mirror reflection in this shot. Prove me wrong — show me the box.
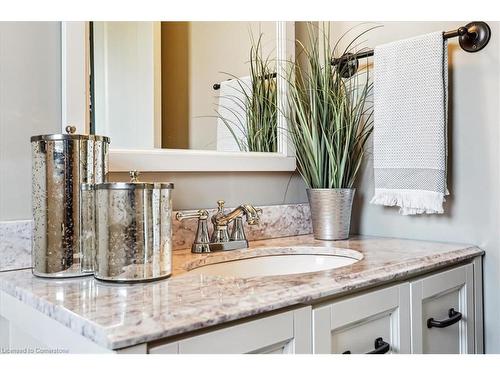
[90,21,278,152]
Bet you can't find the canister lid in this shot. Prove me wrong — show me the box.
[92,171,174,190]
[30,125,110,143]
[94,182,174,190]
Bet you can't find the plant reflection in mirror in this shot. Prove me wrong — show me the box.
[217,34,277,152]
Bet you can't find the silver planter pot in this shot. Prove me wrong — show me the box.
[306,188,356,240]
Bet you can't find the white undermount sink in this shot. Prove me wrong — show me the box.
[186,247,362,277]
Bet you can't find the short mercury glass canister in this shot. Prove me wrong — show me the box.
[306,188,356,240]
[92,175,174,283]
[31,126,110,278]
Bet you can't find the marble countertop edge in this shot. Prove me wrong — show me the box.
[0,279,112,348]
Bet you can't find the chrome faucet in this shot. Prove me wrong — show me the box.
[176,200,262,253]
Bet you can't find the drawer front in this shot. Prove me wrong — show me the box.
[410,264,474,354]
[149,306,312,354]
[313,283,411,354]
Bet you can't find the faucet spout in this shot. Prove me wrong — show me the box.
[215,204,261,226]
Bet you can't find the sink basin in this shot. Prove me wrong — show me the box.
[186,247,362,277]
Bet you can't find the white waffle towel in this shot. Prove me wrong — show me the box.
[370,32,449,215]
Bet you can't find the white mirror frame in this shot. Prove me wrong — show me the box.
[61,21,296,172]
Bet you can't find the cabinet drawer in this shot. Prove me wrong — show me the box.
[149,306,311,354]
[410,263,474,353]
[313,283,411,354]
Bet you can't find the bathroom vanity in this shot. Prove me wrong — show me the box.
[0,235,483,354]
[0,20,494,357]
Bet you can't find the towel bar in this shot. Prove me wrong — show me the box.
[333,21,491,78]
[213,21,492,88]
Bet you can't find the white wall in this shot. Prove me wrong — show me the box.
[0,22,61,220]
[330,21,500,353]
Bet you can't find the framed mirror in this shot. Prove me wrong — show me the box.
[61,21,295,172]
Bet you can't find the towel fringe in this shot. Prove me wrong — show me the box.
[370,189,445,216]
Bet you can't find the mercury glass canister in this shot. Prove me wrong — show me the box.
[93,174,174,283]
[30,126,110,278]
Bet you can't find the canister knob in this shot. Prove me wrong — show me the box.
[129,170,140,182]
[65,125,77,134]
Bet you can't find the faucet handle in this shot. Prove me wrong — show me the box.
[239,204,262,225]
[176,209,209,221]
[254,207,263,224]
[216,200,225,211]
[176,210,210,253]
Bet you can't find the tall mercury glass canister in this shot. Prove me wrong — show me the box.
[31,126,110,278]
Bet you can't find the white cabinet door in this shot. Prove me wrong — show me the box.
[410,264,474,353]
[149,306,311,354]
[313,283,411,354]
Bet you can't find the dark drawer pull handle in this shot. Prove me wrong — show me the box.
[342,337,390,354]
[427,308,463,329]
[367,337,391,354]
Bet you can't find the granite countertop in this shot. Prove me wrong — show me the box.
[0,235,483,350]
